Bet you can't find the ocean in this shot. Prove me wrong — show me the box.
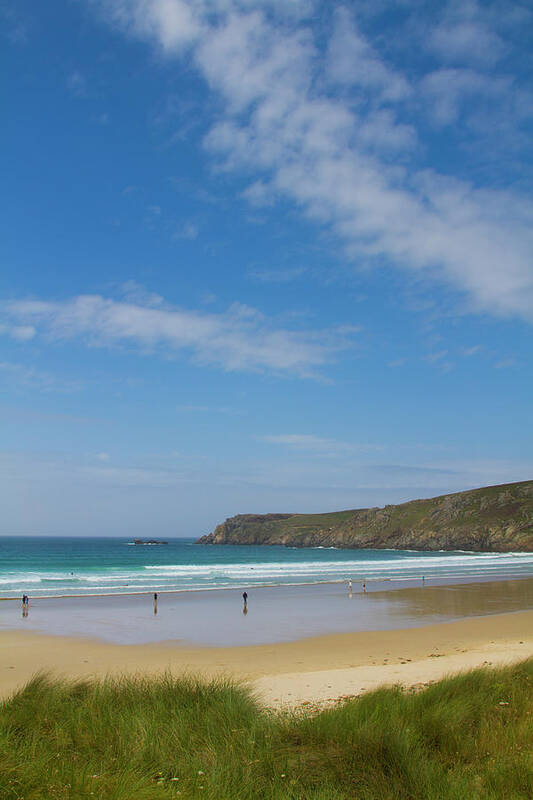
[1,536,533,599]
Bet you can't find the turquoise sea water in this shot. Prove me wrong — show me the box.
[1,537,533,599]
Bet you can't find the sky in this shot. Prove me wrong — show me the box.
[1,0,532,537]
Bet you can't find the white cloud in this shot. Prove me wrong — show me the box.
[96,452,110,461]
[120,280,164,307]
[93,0,533,323]
[1,293,354,377]
[427,0,506,67]
[430,22,504,66]
[101,0,202,52]
[327,7,411,102]
[355,109,417,153]
[241,180,275,207]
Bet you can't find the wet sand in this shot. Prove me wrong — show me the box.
[2,576,533,646]
[1,577,533,706]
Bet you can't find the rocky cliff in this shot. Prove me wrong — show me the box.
[196,480,533,552]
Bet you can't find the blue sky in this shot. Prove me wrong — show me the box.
[1,0,532,536]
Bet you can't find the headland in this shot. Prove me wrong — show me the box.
[198,479,533,551]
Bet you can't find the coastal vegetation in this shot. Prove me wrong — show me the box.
[1,660,533,799]
[198,480,533,552]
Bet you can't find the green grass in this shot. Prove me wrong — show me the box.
[2,661,533,799]
[265,510,357,541]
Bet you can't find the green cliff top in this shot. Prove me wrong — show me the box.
[198,480,533,552]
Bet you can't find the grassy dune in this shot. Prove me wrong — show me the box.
[1,662,533,799]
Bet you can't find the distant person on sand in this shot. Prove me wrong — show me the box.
[242,591,248,606]
[153,592,158,615]
[362,582,366,593]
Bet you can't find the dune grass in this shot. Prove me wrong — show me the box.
[1,660,533,799]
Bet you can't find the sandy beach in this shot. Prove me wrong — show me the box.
[2,601,533,708]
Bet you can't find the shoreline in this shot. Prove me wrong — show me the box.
[0,577,350,602]
[1,608,533,707]
[2,569,533,602]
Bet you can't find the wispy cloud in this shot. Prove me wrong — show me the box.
[388,358,407,368]
[248,266,306,283]
[4,324,35,341]
[427,2,506,67]
[176,404,243,415]
[93,0,533,323]
[2,447,532,535]
[462,345,482,357]
[494,357,516,369]
[66,69,87,96]
[1,3,29,45]
[0,361,82,393]
[259,434,382,455]
[1,293,354,377]
[420,68,512,127]
[425,350,449,364]
[326,7,412,103]
[172,220,199,240]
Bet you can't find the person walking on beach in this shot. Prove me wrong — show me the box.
[153,592,158,615]
[242,591,248,607]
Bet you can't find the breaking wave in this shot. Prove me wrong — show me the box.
[1,540,533,598]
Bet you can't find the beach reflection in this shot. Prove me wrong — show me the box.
[374,578,533,620]
[1,577,533,647]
